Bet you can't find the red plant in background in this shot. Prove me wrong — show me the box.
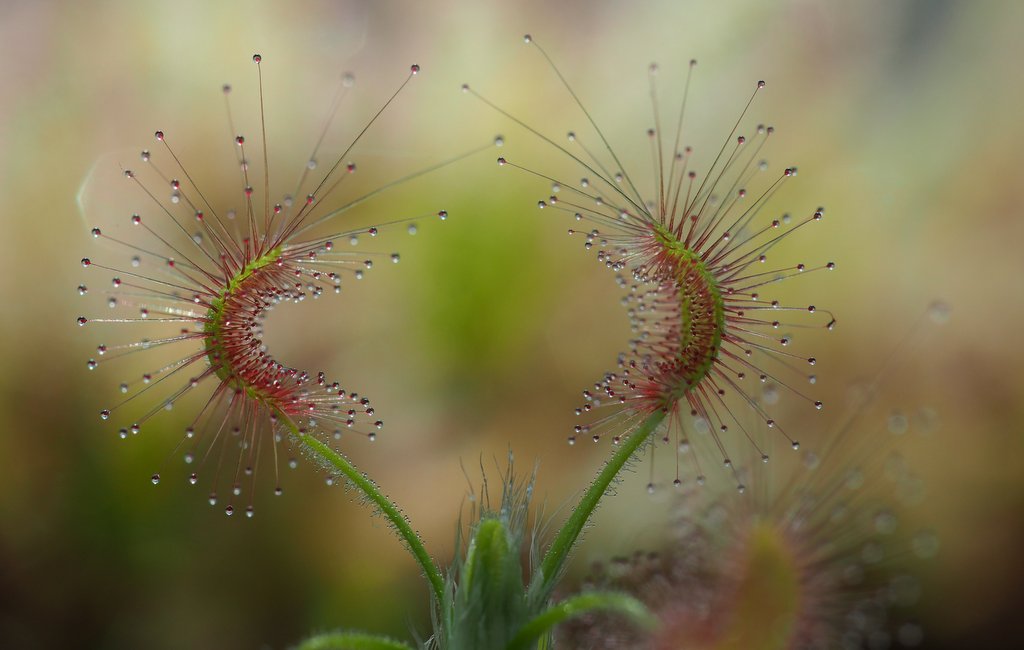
[557,406,941,650]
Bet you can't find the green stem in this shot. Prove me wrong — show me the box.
[277,411,445,605]
[296,631,414,650]
[505,592,656,650]
[531,410,666,598]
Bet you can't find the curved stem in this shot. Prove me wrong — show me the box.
[531,410,666,598]
[506,591,656,650]
[277,411,445,605]
[296,631,414,650]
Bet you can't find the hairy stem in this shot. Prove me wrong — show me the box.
[277,411,445,605]
[532,410,666,598]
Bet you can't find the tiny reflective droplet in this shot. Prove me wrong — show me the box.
[928,300,951,324]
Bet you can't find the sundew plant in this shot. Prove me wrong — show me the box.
[466,36,835,496]
[75,38,932,650]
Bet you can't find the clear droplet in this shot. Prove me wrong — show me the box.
[911,530,940,559]
[927,300,951,324]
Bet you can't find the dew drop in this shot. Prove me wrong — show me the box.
[898,624,924,647]
[99,409,110,420]
[874,509,898,535]
[845,468,865,490]
[862,541,884,564]
[911,530,940,559]
[151,474,160,485]
[438,210,448,221]
[225,505,235,516]
[888,412,909,435]
[188,473,198,485]
[208,493,217,506]
[410,64,420,74]
[927,300,951,324]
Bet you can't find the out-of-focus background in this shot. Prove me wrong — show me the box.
[1,0,1022,647]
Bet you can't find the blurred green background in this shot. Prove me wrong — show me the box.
[2,0,1023,647]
